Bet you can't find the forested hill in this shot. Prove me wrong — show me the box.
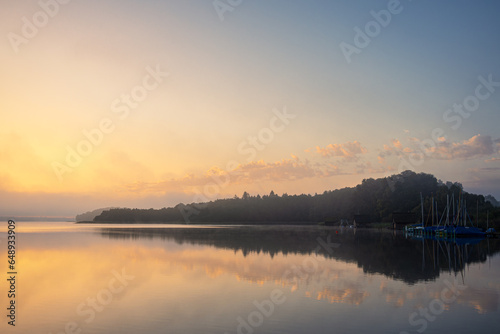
[92,171,500,227]
[76,207,118,222]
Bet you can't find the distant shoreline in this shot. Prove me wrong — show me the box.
[2,217,74,222]
[75,221,323,225]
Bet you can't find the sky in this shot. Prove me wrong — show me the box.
[1,0,499,217]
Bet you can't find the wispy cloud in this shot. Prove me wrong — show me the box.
[378,138,411,162]
[232,158,320,182]
[312,141,368,162]
[424,135,498,160]
[355,162,395,175]
[467,167,500,173]
[379,135,500,162]
[124,157,342,194]
[123,150,399,197]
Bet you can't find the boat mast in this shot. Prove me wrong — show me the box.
[420,192,424,226]
[446,194,450,226]
[432,196,434,226]
[452,193,455,223]
[437,200,439,226]
[476,199,479,227]
[463,198,466,226]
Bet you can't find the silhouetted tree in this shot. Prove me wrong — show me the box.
[91,171,500,227]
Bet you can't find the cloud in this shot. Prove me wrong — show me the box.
[125,157,344,194]
[124,152,400,198]
[379,135,500,162]
[467,167,500,173]
[391,139,402,149]
[424,135,498,160]
[232,159,320,182]
[379,138,412,160]
[313,141,368,161]
[354,162,395,174]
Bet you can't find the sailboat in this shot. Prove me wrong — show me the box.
[408,193,486,238]
[441,194,485,237]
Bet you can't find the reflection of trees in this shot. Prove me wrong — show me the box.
[98,227,500,284]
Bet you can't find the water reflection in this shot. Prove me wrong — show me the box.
[1,224,499,334]
[407,235,496,279]
[98,226,500,284]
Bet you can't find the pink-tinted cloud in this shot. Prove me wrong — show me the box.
[124,157,344,194]
[121,153,399,196]
[379,135,500,162]
[425,135,498,160]
[313,141,368,161]
[379,138,412,160]
[391,139,402,149]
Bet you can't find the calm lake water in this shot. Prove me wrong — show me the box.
[1,222,499,334]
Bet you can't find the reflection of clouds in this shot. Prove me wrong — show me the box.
[457,288,499,314]
[16,236,500,334]
[179,249,372,305]
[204,266,225,279]
[108,243,375,306]
[379,280,420,308]
[425,284,499,315]
[309,285,370,305]
[378,277,500,316]
[385,293,405,307]
[133,245,500,313]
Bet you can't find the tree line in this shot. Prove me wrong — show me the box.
[92,171,500,228]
